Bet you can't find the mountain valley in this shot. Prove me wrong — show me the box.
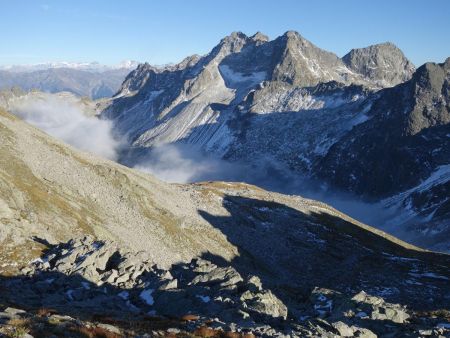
[99,31,450,252]
[0,105,449,337]
[0,28,449,337]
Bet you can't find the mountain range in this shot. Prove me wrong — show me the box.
[0,61,138,99]
[102,31,450,252]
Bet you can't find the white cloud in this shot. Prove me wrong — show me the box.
[10,94,122,160]
[134,144,219,183]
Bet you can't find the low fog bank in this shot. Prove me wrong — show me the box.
[9,94,123,160]
[126,143,394,229]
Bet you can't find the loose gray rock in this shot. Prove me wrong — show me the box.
[240,290,288,319]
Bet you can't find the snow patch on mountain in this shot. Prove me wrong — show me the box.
[383,165,450,214]
[380,165,450,243]
[219,65,266,87]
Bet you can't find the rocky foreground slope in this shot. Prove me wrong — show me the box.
[0,109,449,336]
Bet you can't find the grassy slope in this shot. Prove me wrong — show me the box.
[0,108,446,279]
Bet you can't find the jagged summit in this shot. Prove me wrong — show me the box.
[225,30,248,39]
[281,30,308,41]
[105,30,418,150]
[250,31,269,43]
[218,31,249,46]
[118,31,414,94]
[406,58,450,134]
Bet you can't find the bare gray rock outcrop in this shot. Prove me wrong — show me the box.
[342,42,415,87]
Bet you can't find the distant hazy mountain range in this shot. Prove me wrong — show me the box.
[0,60,138,99]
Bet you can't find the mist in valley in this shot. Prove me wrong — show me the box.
[9,94,124,160]
[128,143,396,231]
[8,95,402,238]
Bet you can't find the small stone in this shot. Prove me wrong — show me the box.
[158,279,178,290]
[104,269,119,283]
[21,267,32,274]
[353,327,377,338]
[247,276,263,292]
[332,321,354,337]
[115,272,131,284]
[181,314,199,321]
[160,271,173,280]
[191,266,243,287]
[97,323,121,334]
[4,307,27,315]
[238,310,250,319]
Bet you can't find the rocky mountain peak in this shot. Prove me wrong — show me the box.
[445,56,450,66]
[220,31,249,45]
[168,54,202,71]
[317,57,449,208]
[269,31,348,87]
[210,31,253,59]
[282,30,320,48]
[134,62,152,72]
[250,31,269,42]
[228,31,248,40]
[342,42,415,87]
[414,58,449,86]
[405,59,450,135]
[282,30,304,40]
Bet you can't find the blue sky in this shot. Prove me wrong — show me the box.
[1,0,449,67]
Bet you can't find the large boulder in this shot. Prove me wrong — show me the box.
[240,290,288,320]
[351,291,410,324]
[191,266,243,288]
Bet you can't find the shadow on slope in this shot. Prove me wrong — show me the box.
[0,195,449,336]
[196,194,450,311]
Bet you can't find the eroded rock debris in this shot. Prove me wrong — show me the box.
[1,236,448,337]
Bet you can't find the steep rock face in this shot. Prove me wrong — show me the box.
[406,58,450,134]
[343,42,415,87]
[103,31,415,155]
[316,59,450,249]
[317,59,449,196]
[223,81,373,174]
[270,31,355,86]
[102,31,386,149]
